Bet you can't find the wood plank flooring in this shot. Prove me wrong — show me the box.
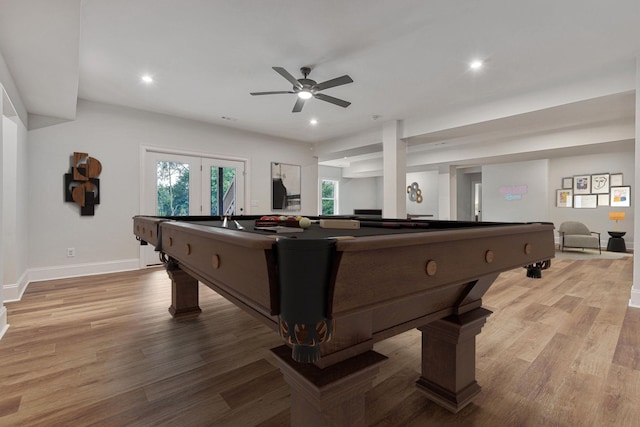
[0,256,638,426]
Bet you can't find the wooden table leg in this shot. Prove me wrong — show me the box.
[271,345,387,427]
[166,267,202,318]
[416,307,492,413]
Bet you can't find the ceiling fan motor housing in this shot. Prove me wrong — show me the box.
[296,78,316,93]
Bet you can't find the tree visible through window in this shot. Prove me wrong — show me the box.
[211,167,237,215]
[157,161,189,216]
[321,179,338,215]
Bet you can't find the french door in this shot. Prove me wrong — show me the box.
[142,151,245,266]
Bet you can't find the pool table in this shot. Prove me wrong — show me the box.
[133,215,554,426]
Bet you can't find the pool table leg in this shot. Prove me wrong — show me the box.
[271,345,387,427]
[166,266,202,318]
[415,307,492,413]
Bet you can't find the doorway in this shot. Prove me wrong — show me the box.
[472,180,482,222]
[141,150,245,266]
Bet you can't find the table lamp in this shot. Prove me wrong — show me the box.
[609,211,625,231]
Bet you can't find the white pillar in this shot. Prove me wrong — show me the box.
[0,90,7,339]
[631,56,640,308]
[382,120,406,219]
[438,167,451,220]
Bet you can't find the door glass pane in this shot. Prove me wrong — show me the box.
[210,166,237,215]
[322,181,334,198]
[157,161,190,216]
[322,200,335,215]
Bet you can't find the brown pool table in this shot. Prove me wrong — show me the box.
[133,215,554,426]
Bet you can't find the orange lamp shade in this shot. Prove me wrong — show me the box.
[609,212,626,221]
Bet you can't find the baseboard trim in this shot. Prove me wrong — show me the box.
[2,259,141,304]
[630,289,640,308]
[3,270,29,302]
[0,306,8,341]
[27,258,140,283]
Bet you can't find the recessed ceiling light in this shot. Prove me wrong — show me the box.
[469,60,483,70]
[141,74,153,84]
[310,119,318,125]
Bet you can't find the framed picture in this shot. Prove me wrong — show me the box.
[556,189,573,208]
[591,173,609,194]
[597,194,610,206]
[271,162,301,211]
[610,186,631,207]
[610,173,623,187]
[562,177,573,189]
[574,194,597,209]
[573,175,591,194]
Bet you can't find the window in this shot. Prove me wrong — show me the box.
[156,161,190,216]
[321,179,339,215]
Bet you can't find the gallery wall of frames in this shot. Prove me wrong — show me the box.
[555,173,630,209]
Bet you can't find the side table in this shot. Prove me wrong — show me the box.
[606,231,626,252]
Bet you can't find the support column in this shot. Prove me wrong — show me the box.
[632,56,640,308]
[438,166,452,220]
[415,307,492,413]
[0,92,5,339]
[166,265,202,318]
[382,120,406,219]
[271,345,387,427]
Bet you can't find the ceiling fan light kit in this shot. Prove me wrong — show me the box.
[251,66,353,113]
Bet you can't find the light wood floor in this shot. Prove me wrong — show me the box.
[1,257,639,426]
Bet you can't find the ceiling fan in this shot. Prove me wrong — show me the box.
[250,66,353,113]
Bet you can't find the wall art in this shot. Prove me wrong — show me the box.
[573,175,591,194]
[574,194,597,209]
[610,173,623,187]
[590,173,609,194]
[556,189,572,208]
[610,186,631,207]
[271,162,301,211]
[64,152,102,216]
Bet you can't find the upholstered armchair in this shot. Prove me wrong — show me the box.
[558,221,601,253]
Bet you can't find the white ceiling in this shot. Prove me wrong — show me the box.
[0,0,638,144]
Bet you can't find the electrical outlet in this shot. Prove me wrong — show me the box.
[67,247,75,257]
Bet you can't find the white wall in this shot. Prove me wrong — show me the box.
[341,177,381,215]
[482,160,549,223]
[27,100,317,279]
[0,54,27,125]
[406,171,438,218]
[456,170,480,222]
[318,165,382,215]
[1,85,28,336]
[478,151,635,248]
[3,117,17,285]
[0,93,4,338]
[548,149,635,248]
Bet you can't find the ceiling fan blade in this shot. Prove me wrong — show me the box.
[314,93,351,108]
[292,97,305,113]
[273,67,303,89]
[250,91,294,96]
[314,75,353,91]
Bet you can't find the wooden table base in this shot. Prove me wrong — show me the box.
[166,267,202,318]
[271,345,387,427]
[416,307,492,412]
